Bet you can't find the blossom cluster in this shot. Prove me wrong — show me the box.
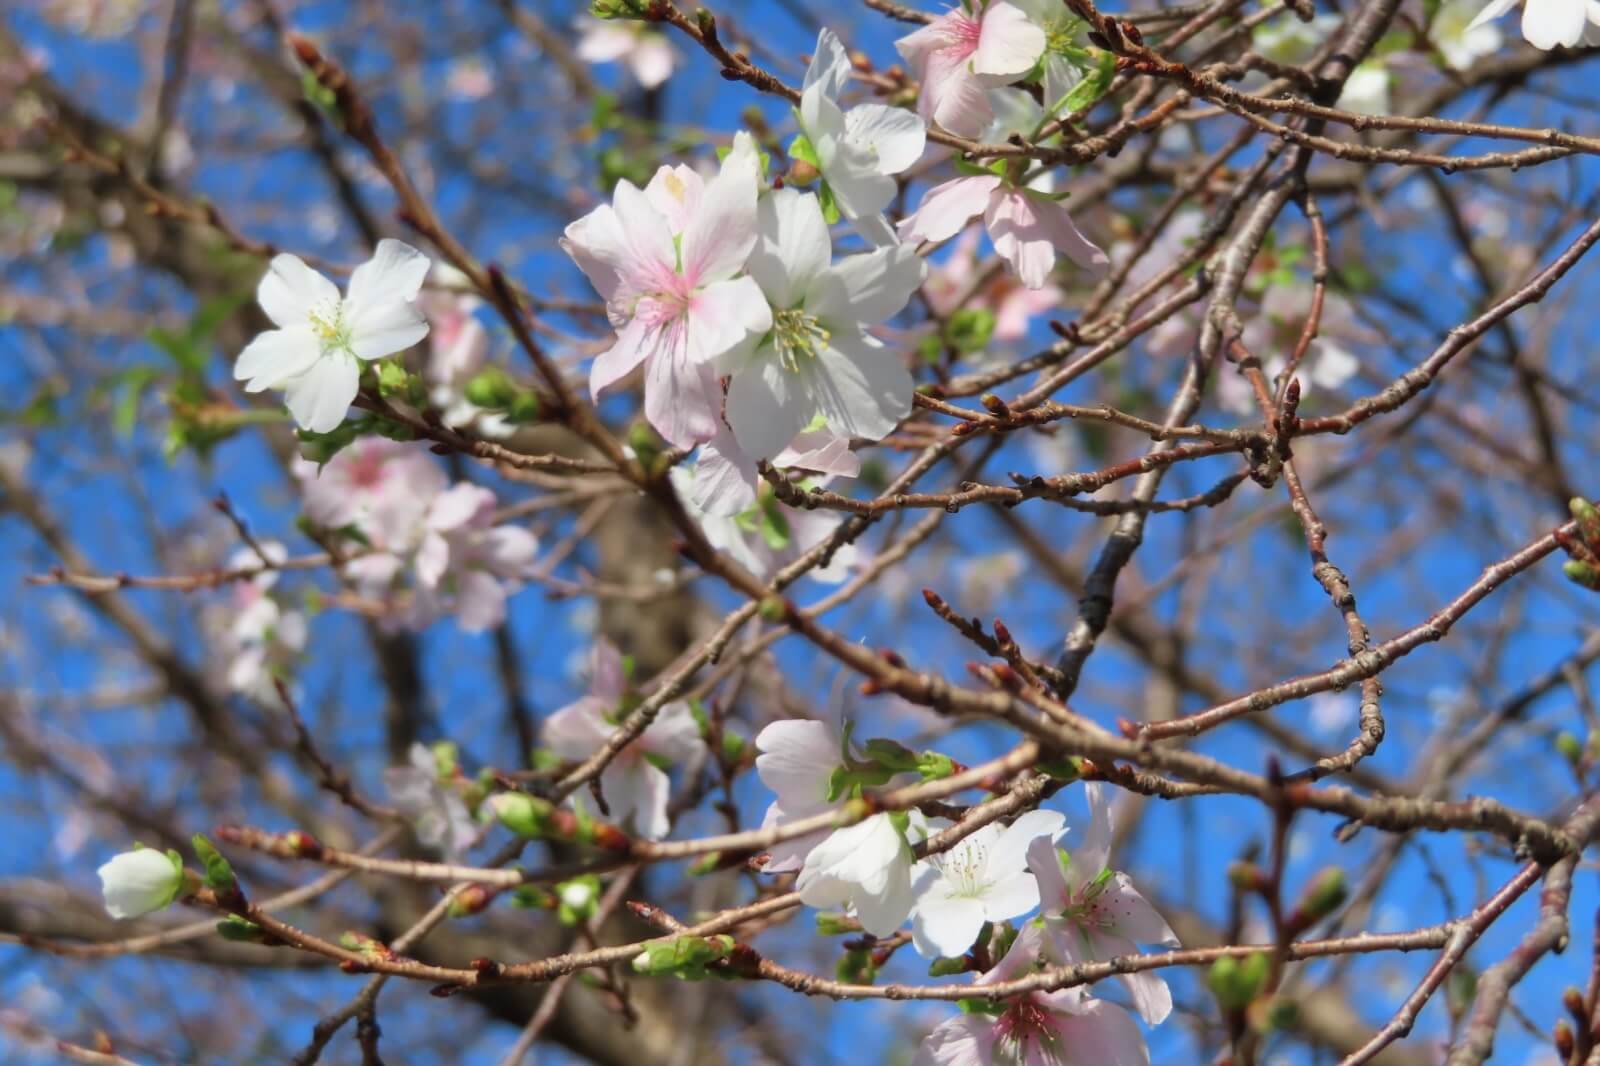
[295,437,538,633]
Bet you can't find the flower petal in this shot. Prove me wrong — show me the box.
[644,348,722,448]
[749,188,833,310]
[259,254,339,328]
[811,243,926,326]
[346,239,430,314]
[727,355,814,461]
[1522,0,1587,44]
[804,27,852,97]
[681,131,761,284]
[973,1,1047,78]
[912,890,988,958]
[282,353,360,433]
[804,327,913,443]
[898,176,1000,245]
[347,300,430,360]
[990,809,1067,874]
[234,325,320,389]
[844,103,927,175]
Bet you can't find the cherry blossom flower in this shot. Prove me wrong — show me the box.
[295,438,446,550]
[1026,783,1179,1024]
[1467,0,1600,49]
[725,188,923,461]
[385,743,478,859]
[1430,0,1506,67]
[575,16,677,89]
[542,640,702,840]
[98,847,184,920]
[690,423,861,518]
[913,983,1149,1066]
[910,808,1065,958]
[923,229,1064,343]
[896,2,1047,137]
[420,269,512,440]
[755,718,847,872]
[899,174,1107,290]
[213,542,306,703]
[797,810,928,937]
[669,463,860,583]
[1008,0,1096,106]
[1337,61,1391,115]
[562,134,770,447]
[796,28,927,244]
[413,483,539,633]
[235,240,431,433]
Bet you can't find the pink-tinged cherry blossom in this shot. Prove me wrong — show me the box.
[797,810,928,937]
[420,269,512,440]
[542,640,702,840]
[235,239,431,433]
[1215,281,1365,416]
[561,134,771,447]
[896,2,1047,137]
[924,229,1064,343]
[912,983,1149,1066]
[910,808,1066,959]
[1025,782,1179,1024]
[384,743,478,859]
[797,28,927,244]
[899,174,1107,290]
[212,541,305,703]
[725,187,923,461]
[413,483,539,633]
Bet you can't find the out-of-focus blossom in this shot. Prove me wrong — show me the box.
[414,484,539,633]
[235,240,431,433]
[913,981,1148,1066]
[211,541,305,703]
[755,718,846,872]
[384,743,477,859]
[690,423,861,518]
[421,270,513,439]
[923,230,1063,344]
[43,0,145,37]
[542,640,702,839]
[575,17,677,88]
[1216,281,1365,416]
[1430,0,1506,67]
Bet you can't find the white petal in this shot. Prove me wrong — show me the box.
[1073,780,1114,887]
[921,47,994,138]
[643,347,722,448]
[912,891,988,958]
[629,37,676,89]
[590,314,660,400]
[1523,0,1587,46]
[1101,873,1180,946]
[985,188,1058,289]
[972,2,1047,78]
[644,163,704,236]
[234,325,320,389]
[912,1016,993,1066]
[258,253,339,328]
[691,428,760,517]
[282,353,360,433]
[811,243,926,326]
[1026,835,1071,914]
[681,132,761,284]
[543,697,612,759]
[755,719,840,806]
[748,188,833,310]
[347,239,430,313]
[979,870,1042,923]
[727,356,813,462]
[804,327,913,443]
[844,103,927,175]
[686,276,772,365]
[853,856,916,937]
[804,27,852,98]
[347,300,430,360]
[989,809,1067,874]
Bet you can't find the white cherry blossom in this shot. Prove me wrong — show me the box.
[1467,0,1600,49]
[797,28,926,244]
[575,16,677,88]
[896,2,1047,137]
[384,743,478,859]
[669,463,860,584]
[725,188,923,461]
[910,808,1065,958]
[413,483,539,633]
[755,718,847,872]
[797,810,928,937]
[235,239,431,433]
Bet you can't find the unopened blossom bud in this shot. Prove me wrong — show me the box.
[836,947,877,985]
[1247,995,1298,1033]
[448,883,493,918]
[786,159,821,186]
[631,934,736,979]
[1208,952,1269,1010]
[556,875,600,925]
[1296,867,1347,922]
[1572,498,1600,546]
[1563,986,1585,1018]
[490,792,552,838]
[1554,1018,1575,1057]
[464,368,518,410]
[1566,559,1600,591]
[1557,732,1584,766]
[916,751,957,781]
[1228,860,1267,893]
[97,848,186,920]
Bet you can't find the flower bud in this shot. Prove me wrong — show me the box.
[1557,732,1584,766]
[1554,1018,1575,1057]
[1564,559,1600,591]
[1297,867,1346,922]
[786,159,821,186]
[1571,497,1600,546]
[631,934,736,979]
[97,847,186,920]
[1208,952,1269,1009]
[815,912,860,936]
[1247,995,1298,1033]
[490,792,553,838]
[556,875,601,926]
[463,368,518,410]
